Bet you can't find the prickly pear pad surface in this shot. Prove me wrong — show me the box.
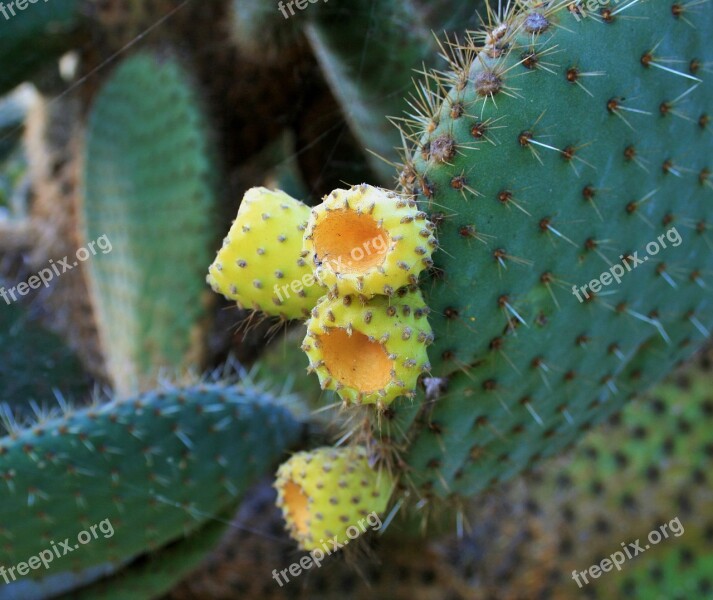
[393,0,713,498]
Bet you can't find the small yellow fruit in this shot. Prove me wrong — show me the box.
[302,289,433,406]
[274,446,394,551]
[206,187,323,319]
[303,184,437,297]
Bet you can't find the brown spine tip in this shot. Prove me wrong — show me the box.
[450,175,466,190]
[521,50,538,70]
[471,121,487,139]
[450,102,464,119]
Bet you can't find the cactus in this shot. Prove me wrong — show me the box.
[202,0,713,553]
[303,0,484,183]
[0,383,302,581]
[434,348,713,598]
[82,51,218,397]
[3,0,713,595]
[384,0,713,498]
[274,446,394,551]
[207,187,323,320]
[57,517,229,600]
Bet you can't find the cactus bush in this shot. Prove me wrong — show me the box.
[0,0,711,597]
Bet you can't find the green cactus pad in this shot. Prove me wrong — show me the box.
[0,383,302,579]
[57,516,229,600]
[82,51,218,397]
[439,349,713,598]
[392,0,713,498]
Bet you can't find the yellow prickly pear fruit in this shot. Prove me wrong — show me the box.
[207,187,323,320]
[274,446,394,551]
[302,289,433,407]
[303,184,437,297]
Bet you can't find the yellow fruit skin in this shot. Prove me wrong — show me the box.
[302,290,433,406]
[303,184,437,298]
[206,187,324,320]
[274,446,394,551]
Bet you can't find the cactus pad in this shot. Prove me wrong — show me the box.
[82,51,218,397]
[0,383,302,577]
[392,0,713,499]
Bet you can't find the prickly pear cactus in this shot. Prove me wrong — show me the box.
[82,51,218,397]
[58,517,230,600]
[392,0,713,498]
[445,348,713,598]
[0,383,302,580]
